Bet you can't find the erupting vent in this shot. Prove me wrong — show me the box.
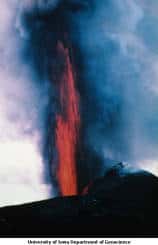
[55,41,80,196]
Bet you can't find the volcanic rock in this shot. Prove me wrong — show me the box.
[0,163,158,237]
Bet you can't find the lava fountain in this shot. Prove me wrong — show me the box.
[54,41,80,196]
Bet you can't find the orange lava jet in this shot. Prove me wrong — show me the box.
[55,41,80,196]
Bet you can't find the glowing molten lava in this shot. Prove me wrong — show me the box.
[55,41,80,196]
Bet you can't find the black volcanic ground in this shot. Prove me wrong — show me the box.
[0,163,158,237]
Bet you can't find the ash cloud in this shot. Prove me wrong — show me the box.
[14,0,158,192]
[0,0,56,207]
[1,0,158,205]
[65,0,158,176]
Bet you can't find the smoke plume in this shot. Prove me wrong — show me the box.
[1,0,158,206]
[0,0,55,207]
[66,0,158,177]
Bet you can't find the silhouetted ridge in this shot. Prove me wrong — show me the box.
[0,163,158,237]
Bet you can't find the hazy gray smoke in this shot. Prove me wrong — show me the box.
[67,0,158,175]
[1,0,158,206]
[0,0,56,207]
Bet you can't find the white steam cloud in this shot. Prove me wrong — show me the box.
[0,0,53,207]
